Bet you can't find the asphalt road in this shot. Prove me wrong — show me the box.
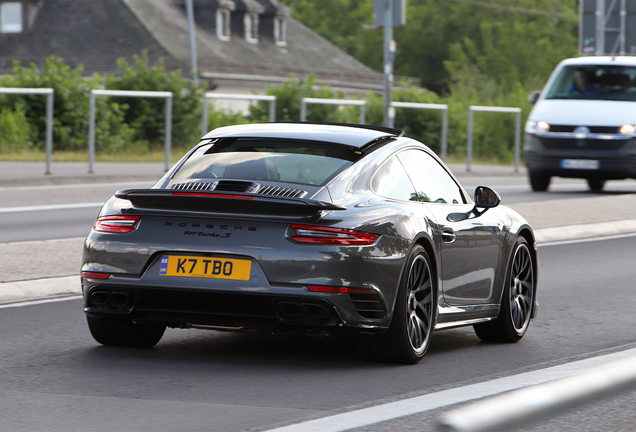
[0,182,153,243]
[3,177,636,243]
[1,236,635,431]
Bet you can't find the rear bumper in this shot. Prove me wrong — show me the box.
[82,283,389,334]
[525,133,636,179]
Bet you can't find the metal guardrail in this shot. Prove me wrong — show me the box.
[437,355,636,431]
[467,105,521,173]
[202,93,276,136]
[0,88,54,174]
[88,89,173,172]
[391,101,449,161]
[300,97,366,124]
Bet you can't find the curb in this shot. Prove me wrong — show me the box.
[0,276,81,305]
[533,219,636,244]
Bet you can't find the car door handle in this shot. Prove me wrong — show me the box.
[442,229,456,243]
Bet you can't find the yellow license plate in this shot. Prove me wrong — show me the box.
[159,255,251,280]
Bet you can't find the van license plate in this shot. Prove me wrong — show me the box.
[560,159,599,170]
[159,255,251,280]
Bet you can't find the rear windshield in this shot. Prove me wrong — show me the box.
[546,64,636,101]
[172,138,359,186]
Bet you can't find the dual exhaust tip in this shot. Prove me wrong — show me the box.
[89,290,133,309]
[276,300,335,324]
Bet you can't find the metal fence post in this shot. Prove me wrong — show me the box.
[201,94,209,137]
[88,90,173,173]
[45,92,54,175]
[514,110,521,172]
[467,105,522,173]
[300,97,366,124]
[390,102,449,161]
[441,107,448,162]
[165,95,173,172]
[467,107,474,172]
[88,91,96,174]
[269,98,276,123]
[201,93,278,135]
[0,88,55,174]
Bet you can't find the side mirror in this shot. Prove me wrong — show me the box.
[446,187,500,222]
[474,186,500,209]
[527,90,541,105]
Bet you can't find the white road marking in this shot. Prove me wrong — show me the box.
[263,347,636,432]
[0,295,82,309]
[0,181,152,192]
[0,202,104,213]
[539,231,636,247]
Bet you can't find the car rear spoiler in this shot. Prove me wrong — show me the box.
[115,189,346,216]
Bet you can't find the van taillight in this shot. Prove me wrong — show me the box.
[94,215,141,233]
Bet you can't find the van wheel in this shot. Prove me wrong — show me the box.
[587,178,605,191]
[529,171,551,191]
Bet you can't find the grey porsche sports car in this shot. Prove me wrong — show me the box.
[81,123,538,364]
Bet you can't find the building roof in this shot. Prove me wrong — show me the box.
[0,0,383,89]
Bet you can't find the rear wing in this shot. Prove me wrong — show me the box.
[115,189,345,217]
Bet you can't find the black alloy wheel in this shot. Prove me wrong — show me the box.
[366,245,436,364]
[587,178,606,192]
[87,317,166,348]
[474,237,535,343]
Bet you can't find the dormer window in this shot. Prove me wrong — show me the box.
[1,2,22,33]
[216,8,231,41]
[274,16,286,46]
[244,13,258,43]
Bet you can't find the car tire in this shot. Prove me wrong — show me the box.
[474,237,535,343]
[528,171,551,192]
[87,317,165,348]
[363,245,436,364]
[587,178,605,191]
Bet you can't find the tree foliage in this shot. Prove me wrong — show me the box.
[0,57,93,150]
[105,52,205,149]
[0,54,206,155]
[279,0,580,161]
[282,0,578,94]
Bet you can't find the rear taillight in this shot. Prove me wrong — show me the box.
[308,285,376,294]
[81,272,111,279]
[94,215,141,233]
[290,224,379,245]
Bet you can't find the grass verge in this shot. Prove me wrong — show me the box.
[0,148,192,162]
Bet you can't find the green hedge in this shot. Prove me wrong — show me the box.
[0,57,532,163]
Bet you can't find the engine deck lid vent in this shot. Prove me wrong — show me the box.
[257,185,307,198]
[171,182,215,191]
[171,181,259,193]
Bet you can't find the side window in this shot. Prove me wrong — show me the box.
[371,155,416,201]
[397,149,464,204]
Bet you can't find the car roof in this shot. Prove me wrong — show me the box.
[559,56,636,67]
[201,123,400,148]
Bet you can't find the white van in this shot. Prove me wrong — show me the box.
[525,56,636,191]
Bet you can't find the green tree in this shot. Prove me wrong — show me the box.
[0,107,35,152]
[104,52,205,149]
[0,57,93,151]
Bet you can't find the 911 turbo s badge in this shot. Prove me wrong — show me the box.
[183,231,232,237]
